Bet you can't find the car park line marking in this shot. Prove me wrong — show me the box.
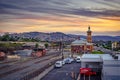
[77,73,80,80]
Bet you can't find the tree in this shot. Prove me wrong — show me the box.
[44,43,49,48]
[35,43,39,48]
[1,34,10,41]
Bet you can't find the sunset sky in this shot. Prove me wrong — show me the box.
[0,0,120,36]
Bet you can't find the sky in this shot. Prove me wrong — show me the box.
[0,0,120,36]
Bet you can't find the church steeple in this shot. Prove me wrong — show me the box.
[87,26,92,43]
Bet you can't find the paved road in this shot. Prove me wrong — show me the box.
[41,62,101,80]
[94,46,112,54]
[41,62,81,80]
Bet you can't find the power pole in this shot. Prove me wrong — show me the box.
[61,34,64,59]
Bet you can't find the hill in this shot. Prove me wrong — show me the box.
[5,32,120,41]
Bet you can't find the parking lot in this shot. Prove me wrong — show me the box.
[41,60,101,80]
[41,62,81,80]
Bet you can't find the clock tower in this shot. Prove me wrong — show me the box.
[87,26,92,43]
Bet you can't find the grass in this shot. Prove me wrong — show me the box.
[92,51,104,54]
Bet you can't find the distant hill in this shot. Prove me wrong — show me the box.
[7,32,120,41]
[92,36,120,41]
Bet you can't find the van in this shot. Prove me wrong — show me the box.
[76,56,81,63]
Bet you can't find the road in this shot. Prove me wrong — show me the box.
[0,51,61,80]
[41,62,81,80]
[41,62,101,80]
[94,46,112,54]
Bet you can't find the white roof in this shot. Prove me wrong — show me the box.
[102,54,114,61]
[81,54,102,62]
[82,54,100,59]
[71,39,92,45]
[81,54,120,62]
[72,39,86,44]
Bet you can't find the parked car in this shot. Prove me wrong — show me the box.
[76,56,81,63]
[62,60,65,65]
[54,61,63,68]
[64,58,72,64]
[69,57,74,62]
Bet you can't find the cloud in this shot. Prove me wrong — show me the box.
[0,0,120,36]
[93,31,120,36]
[67,30,120,36]
[0,0,120,20]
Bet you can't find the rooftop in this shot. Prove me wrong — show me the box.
[71,39,93,45]
[81,54,120,62]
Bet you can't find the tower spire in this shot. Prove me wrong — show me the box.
[88,26,91,32]
[87,26,92,43]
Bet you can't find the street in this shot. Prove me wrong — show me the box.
[41,61,101,80]
[41,62,81,80]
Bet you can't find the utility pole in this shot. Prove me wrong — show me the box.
[61,34,64,59]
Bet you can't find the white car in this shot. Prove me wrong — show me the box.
[62,60,65,65]
[70,58,74,62]
[54,61,63,68]
[64,58,72,64]
[76,56,81,63]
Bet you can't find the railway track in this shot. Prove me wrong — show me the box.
[0,66,30,78]
[0,51,60,70]
[0,51,61,80]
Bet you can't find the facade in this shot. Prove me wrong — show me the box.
[112,41,120,51]
[71,26,93,53]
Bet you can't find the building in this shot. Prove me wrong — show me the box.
[112,41,120,51]
[81,54,120,80]
[71,26,93,54]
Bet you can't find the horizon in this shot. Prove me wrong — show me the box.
[0,0,120,36]
[0,31,120,37]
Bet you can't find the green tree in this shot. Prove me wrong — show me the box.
[1,34,10,41]
[35,43,39,48]
[44,43,49,48]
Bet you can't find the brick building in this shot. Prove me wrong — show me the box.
[71,26,93,54]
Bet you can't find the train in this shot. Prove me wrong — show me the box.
[32,48,46,57]
[0,52,6,60]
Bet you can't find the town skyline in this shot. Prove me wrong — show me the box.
[0,0,120,36]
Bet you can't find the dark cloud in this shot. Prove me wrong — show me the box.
[69,9,120,19]
[0,0,120,21]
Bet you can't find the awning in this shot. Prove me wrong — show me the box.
[80,68,96,76]
[80,68,91,74]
